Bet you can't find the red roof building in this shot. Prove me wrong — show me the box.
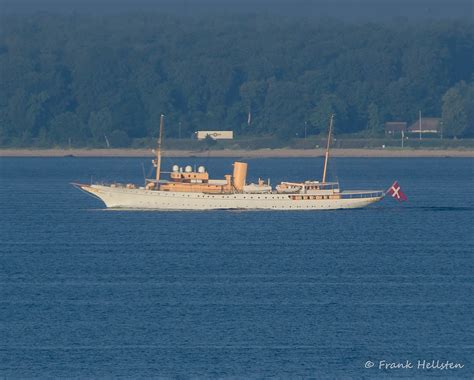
[408,118,441,134]
[384,122,407,136]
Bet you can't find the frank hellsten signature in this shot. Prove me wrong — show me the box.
[365,359,464,371]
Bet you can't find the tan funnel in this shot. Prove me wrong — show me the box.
[232,162,247,192]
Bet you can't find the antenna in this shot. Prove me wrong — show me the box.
[155,114,165,185]
[322,114,334,184]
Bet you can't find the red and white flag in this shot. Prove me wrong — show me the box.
[387,181,407,201]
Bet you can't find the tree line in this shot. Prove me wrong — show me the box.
[0,13,473,147]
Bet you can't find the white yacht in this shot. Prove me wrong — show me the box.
[73,115,385,210]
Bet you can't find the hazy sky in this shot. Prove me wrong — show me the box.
[2,0,473,21]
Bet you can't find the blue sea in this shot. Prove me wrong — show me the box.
[0,156,473,378]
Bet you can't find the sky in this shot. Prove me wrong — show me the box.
[2,0,473,21]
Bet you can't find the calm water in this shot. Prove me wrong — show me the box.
[1,157,473,378]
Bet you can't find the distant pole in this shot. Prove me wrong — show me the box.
[401,130,404,149]
[178,122,182,139]
[440,121,443,140]
[419,110,422,140]
[304,122,307,139]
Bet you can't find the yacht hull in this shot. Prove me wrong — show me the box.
[76,184,384,210]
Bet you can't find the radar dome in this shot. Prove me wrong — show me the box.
[172,165,179,172]
[185,165,192,173]
[198,166,206,173]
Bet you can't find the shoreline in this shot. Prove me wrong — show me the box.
[0,148,473,158]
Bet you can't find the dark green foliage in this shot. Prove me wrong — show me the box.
[442,81,474,137]
[48,111,86,146]
[0,13,473,147]
[367,103,381,136]
[108,130,131,148]
[203,134,218,149]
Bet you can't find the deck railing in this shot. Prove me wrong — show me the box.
[341,191,384,199]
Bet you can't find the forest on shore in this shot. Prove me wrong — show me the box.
[0,12,473,147]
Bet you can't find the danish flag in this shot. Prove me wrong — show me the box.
[388,181,407,201]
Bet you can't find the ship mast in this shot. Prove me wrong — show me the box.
[322,114,334,184]
[155,114,164,184]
